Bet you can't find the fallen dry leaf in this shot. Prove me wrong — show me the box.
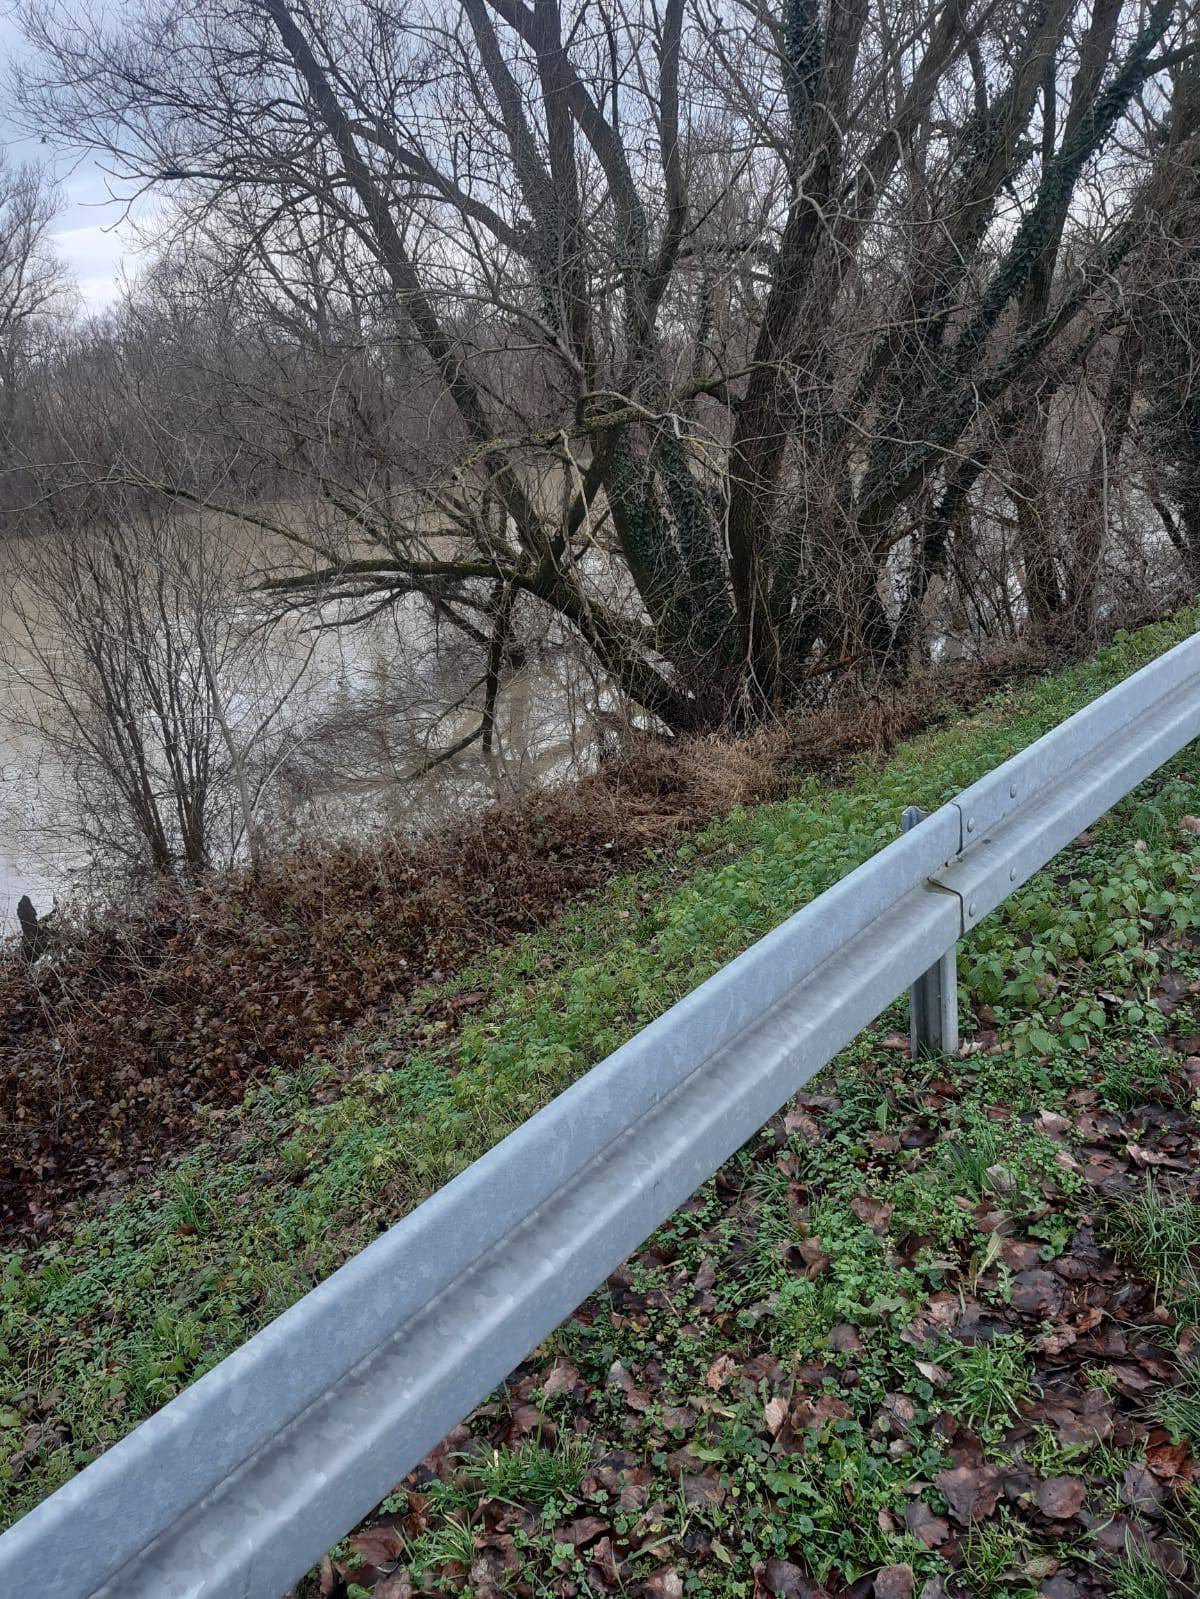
[1037,1325,1077,1356]
[1011,1267,1066,1316]
[904,1500,949,1548]
[682,1472,726,1509]
[540,1358,579,1397]
[508,1402,551,1439]
[372,1578,416,1599]
[348,1524,405,1568]
[764,1396,788,1436]
[589,1536,619,1583]
[1036,1109,1073,1139]
[783,1109,822,1142]
[873,1565,914,1599]
[1034,1386,1114,1448]
[608,1359,651,1412]
[760,1559,812,1596]
[1036,1476,1086,1519]
[914,1359,948,1385]
[936,1463,1003,1524]
[1122,1463,1165,1512]
[851,1194,894,1233]
[1146,1439,1195,1486]
[794,1393,853,1430]
[562,1515,607,1545]
[1127,1143,1190,1169]
[705,1353,738,1390]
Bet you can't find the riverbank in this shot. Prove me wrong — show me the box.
[0,735,782,1245]
[3,610,1200,1541]
[0,636,1048,1247]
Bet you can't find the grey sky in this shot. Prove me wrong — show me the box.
[0,8,138,307]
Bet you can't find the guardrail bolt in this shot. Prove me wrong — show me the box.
[902,806,960,1058]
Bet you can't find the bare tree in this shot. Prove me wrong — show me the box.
[2,498,315,882]
[9,0,1200,744]
[0,153,70,439]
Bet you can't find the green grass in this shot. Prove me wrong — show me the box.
[940,1119,1009,1195]
[1152,1360,1200,1446]
[940,1335,1037,1435]
[1099,1039,1173,1111]
[461,1436,592,1510]
[402,1511,478,1577]
[1110,1181,1200,1322]
[956,1509,1038,1596]
[1110,1543,1176,1599]
[366,1436,594,1584]
[4,609,1200,1531]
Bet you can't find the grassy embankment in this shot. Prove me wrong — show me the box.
[5,611,1200,1596]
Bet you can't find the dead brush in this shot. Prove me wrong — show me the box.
[597,726,789,819]
[0,620,1155,1248]
[0,751,773,1246]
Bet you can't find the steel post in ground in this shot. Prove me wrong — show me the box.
[902,805,959,1056]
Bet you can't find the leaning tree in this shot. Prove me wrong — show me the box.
[11,0,1200,731]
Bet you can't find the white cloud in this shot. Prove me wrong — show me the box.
[3,12,142,307]
[51,217,135,308]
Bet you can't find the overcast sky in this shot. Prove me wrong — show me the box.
[1,8,139,307]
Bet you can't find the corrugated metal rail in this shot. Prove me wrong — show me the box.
[4,628,1200,1599]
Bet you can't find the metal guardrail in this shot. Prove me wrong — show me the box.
[4,629,1200,1599]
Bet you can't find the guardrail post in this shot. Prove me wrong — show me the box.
[902,806,959,1057]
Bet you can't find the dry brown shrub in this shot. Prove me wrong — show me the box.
[0,748,782,1243]
[0,630,1087,1245]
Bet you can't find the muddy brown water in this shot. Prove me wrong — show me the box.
[0,528,613,930]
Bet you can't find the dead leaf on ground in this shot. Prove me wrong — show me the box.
[830,1322,865,1354]
[914,1359,948,1386]
[794,1394,853,1430]
[1011,1267,1066,1316]
[1036,1476,1086,1519]
[540,1358,579,1397]
[608,1359,651,1412]
[1036,1109,1073,1139]
[562,1515,608,1545]
[764,1395,788,1436]
[1037,1325,1076,1355]
[1123,1463,1165,1512]
[904,1501,949,1548]
[1127,1143,1190,1169]
[1146,1439,1195,1486]
[851,1195,894,1233]
[682,1472,726,1509]
[373,1579,416,1599]
[784,1109,823,1143]
[348,1524,406,1568]
[935,1463,1003,1524]
[873,1565,914,1599]
[760,1558,823,1596]
[705,1353,738,1390]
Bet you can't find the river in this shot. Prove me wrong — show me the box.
[0,526,609,930]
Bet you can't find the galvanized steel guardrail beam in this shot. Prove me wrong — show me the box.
[4,628,1200,1599]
